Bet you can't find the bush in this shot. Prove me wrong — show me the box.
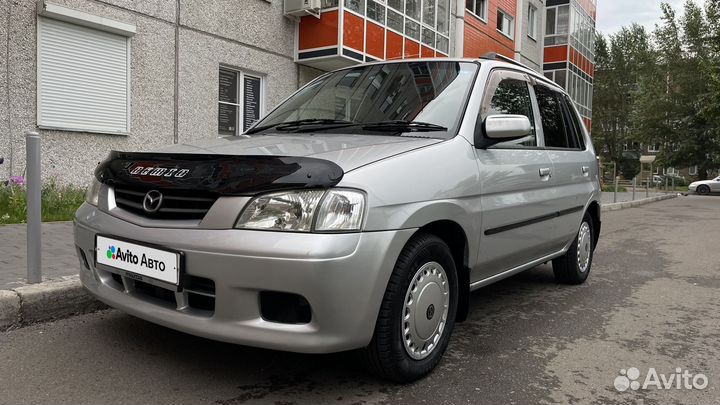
[0,179,85,224]
[602,185,627,192]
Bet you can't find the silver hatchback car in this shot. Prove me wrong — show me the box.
[75,56,601,382]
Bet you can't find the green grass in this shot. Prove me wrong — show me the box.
[602,185,627,192]
[0,181,85,224]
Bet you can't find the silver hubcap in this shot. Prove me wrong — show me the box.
[577,221,592,273]
[402,262,450,360]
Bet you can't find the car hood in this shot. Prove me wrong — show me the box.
[690,180,716,186]
[156,134,444,172]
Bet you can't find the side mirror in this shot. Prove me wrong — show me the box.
[475,114,532,148]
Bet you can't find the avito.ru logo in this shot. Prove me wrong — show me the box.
[105,245,166,272]
[614,367,709,392]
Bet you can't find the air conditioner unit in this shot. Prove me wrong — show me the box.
[284,0,321,17]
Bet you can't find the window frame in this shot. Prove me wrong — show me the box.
[496,8,514,39]
[466,0,488,22]
[479,69,543,149]
[689,166,698,176]
[218,67,265,136]
[528,4,538,40]
[534,83,588,151]
[648,143,660,152]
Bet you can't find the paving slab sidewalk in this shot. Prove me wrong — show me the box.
[0,193,678,330]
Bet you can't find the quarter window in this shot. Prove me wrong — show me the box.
[218,68,263,135]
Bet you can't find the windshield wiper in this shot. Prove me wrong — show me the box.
[245,119,356,134]
[361,120,448,132]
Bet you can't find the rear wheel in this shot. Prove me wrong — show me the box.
[697,185,710,195]
[553,212,594,285]
[361,232,458,382]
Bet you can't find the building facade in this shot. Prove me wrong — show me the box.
[1,0,571,185]
[542,0,596,130]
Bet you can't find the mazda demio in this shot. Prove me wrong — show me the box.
[75,56,601,382]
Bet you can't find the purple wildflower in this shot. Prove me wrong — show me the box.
[9,176,25,186]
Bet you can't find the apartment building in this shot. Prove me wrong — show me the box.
[542,0,596,130]
[1,0,564,185]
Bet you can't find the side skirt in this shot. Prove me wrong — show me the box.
[469,248,568,291]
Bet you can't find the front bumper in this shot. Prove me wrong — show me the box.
[74,203,415,353]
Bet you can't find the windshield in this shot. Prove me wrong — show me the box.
[248,61,478,138]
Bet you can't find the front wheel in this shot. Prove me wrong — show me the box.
[697,185,710,195]
[553,212,594,284]
[361,232,458,382]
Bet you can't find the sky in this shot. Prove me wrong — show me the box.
[596,0,706,36]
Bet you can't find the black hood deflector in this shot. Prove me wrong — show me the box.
[95,151,344,195]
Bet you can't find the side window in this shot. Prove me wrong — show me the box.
[482,74,536,147]
[561,95,586,150]
[534,85,570,148]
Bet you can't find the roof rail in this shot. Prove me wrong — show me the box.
[480,52,534,71]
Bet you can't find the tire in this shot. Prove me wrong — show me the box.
[361,232,458,382]
[553,212,594,285]
[697,185,710,195]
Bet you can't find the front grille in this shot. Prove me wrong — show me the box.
[113,186,217,220]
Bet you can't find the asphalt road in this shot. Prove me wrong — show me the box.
[1,196,719,404]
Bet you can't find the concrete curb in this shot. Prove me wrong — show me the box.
[601,193,678,212]
[0,275,107,331]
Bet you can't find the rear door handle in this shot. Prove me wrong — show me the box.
[582,166,590,174]
[539,168,552,177]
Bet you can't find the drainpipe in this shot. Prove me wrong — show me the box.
[514,0,523,61]
[453,0,464,57]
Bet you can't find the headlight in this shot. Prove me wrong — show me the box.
[315,190,365,231]
[236,189,366,232]
[85,177,102,206]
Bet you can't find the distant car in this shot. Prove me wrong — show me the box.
[652,175,664,185]
[689,176,720,195]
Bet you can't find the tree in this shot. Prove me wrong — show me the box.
[591,26,655,167]
[630,1,720,179]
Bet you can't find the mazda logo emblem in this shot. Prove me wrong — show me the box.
[143,190,164,213]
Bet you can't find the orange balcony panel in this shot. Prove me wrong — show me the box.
[544,45,568,63]
[421,45,434,57]
[386,31,403,60]
[343,11,364,51]
[298,11,339,50]
[405,39,420,58]
[366,21,385,59]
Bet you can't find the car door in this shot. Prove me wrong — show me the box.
[473,70,558,281]
[534,84,596,250]
[712,177,720,191]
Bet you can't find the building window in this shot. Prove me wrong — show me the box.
[648,143,660,152]
[689,166,698,176]
[528,5,538,40]
[497,9,514,39]
[37,17,131,134]
[218,68,264,135]
[466,0,487,21]
[545,5,569,45]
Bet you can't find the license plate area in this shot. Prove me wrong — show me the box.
[95,235,183,290]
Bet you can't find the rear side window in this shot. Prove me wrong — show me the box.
[561,95,586,150]
[483,77,536,147]
[534,85,584,150]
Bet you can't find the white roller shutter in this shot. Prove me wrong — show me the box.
[38,17,130,134]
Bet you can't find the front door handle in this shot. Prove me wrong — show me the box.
[539,168,552,177]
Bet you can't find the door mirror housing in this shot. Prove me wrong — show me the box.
[475,114,532,148]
